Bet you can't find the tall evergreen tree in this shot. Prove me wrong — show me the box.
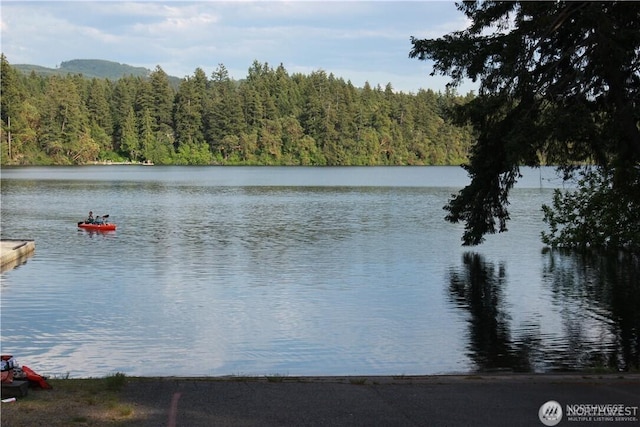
[86,78,112,134]
[273,63,300,117]
[410,1,640,248]
[1,54,26,161]
[86,78,113,152]
[120,106,140,161]
[111,76,137,152]
[149,66,175,135]
[208,64,244,158]
[239,84,264,131]
[38,75,97,163]
[174,70,206,147]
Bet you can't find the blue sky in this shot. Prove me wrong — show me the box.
[1,1,476,93]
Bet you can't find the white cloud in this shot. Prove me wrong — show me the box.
[1,1,476,92]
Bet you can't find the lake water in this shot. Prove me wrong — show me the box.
[1,166,638,378]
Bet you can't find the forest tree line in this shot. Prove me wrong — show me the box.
[1,54,475,166]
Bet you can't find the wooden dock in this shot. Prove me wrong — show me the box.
[0,240,36,272]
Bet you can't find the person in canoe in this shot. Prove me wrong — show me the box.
[86,211,95,223]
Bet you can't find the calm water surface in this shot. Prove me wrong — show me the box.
[1,166,638,377]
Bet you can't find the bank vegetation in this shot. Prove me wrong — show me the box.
[1,55,475,167]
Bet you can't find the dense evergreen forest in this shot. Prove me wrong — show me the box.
[1,54,475,166]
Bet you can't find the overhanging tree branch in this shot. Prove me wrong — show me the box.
[410,1,640,246]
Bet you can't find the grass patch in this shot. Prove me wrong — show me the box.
[392,374,411,380]
[265,374,286,383]
[105,372,127,391]
[0,375,140,427]
[117,404,134,417]
[349,377,367,385]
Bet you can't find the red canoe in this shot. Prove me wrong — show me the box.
[77,222,117,231]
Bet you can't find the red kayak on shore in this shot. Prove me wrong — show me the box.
[78,222,117,231]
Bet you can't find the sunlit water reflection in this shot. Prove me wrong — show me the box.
[1,166,637,377]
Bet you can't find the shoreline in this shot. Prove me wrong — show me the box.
[86,160,154,166]
[63,372,640,383]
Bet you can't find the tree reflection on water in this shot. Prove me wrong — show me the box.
[542,250,640,372]
[448,251,639,373]
[448,252,537,372]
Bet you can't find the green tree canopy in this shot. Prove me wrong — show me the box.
[2,56,477,168]
[410,1,640,248]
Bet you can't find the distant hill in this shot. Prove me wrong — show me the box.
[12,63,62,77]
[13,59,181,85]
[62,59,151,79]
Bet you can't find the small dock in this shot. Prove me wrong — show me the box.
[1,240,36,272]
